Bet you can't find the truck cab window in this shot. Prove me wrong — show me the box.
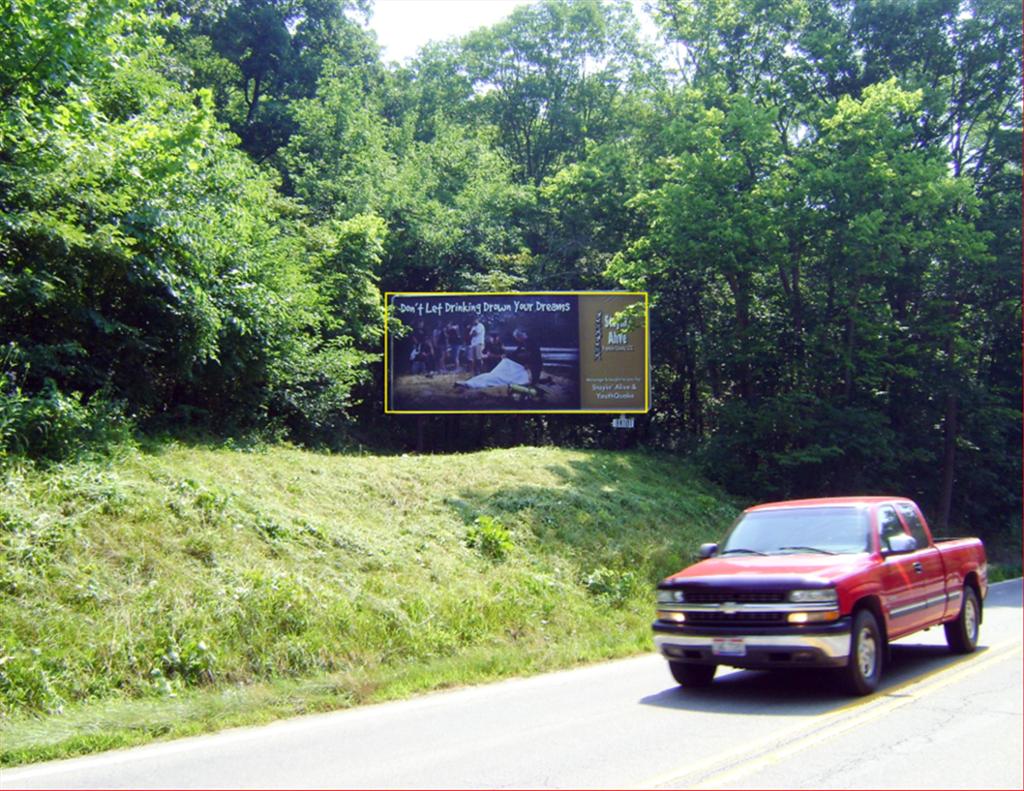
[895,503,930,549]
[877,506,908,552]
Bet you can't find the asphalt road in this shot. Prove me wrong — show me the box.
[3,579,1020,790]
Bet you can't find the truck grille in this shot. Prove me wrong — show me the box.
[685,611,787,624]
[681,590,786,604]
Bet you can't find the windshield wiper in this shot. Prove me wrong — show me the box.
[721,548,767,556]
[777,545,836,555]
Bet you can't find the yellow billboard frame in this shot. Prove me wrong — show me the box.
[383,291,649,415]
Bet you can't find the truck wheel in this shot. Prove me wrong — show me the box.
[944,586,980,654]
[669,661,716,687]
[842,609,883,695]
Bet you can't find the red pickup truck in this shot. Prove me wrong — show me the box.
[653,497,987,694]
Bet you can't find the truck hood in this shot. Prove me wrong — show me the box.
[663,554,875,589]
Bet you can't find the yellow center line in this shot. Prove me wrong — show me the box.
[636,641,1022,790]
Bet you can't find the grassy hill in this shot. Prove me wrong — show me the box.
[0,442,737,764]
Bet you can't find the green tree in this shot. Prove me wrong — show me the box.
[164,0,380,163]
[282,60,395,219]
[379,123,534,292]
[461,0,652,185]
[1,5,381,448]
[616,0,1019,539]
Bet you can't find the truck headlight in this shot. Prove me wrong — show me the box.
[788,611,840,623]
[788,589,838,604]
[656,589,685,604]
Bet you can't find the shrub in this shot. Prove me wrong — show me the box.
[0,380,133,463]
[583,566,639,606]
[155,638,216,687]
[0,645,65,716]
[465,515,514,561]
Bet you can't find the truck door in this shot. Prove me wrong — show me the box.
[877,504,936,636]
[895,502,947,625]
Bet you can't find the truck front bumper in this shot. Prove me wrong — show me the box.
[652,618,852,669]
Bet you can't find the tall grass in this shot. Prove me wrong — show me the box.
[0,443,737,763]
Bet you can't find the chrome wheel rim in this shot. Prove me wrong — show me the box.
[857,627,877,679]
[965,597,978,642]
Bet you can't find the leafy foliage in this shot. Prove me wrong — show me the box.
[465,515,515,561]
[0,445,728,725]
[0,0,1018,548]
[611,0,1020,537]
[582,566,639,606]
[0,379,132,463]
[1,2,385,446]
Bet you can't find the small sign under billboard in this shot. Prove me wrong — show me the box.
[384,291,648,414]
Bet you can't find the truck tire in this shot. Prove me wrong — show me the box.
[669,661,716,687]
[944,586,980,654]
[841,609,884,695]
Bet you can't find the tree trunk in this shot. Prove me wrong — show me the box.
[842,314,855,402]
[725,272,753,404]
[938,386,958,530]
[245,74,262,125]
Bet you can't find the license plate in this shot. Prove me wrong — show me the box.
[712,638,746,657]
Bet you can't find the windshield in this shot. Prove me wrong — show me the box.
[721,507,870,555]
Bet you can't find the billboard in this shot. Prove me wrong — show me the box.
[384,292,648,414]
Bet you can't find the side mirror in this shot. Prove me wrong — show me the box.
[883,533,918,555]
[699,542,718,559]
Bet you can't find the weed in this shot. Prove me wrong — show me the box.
[0,646,64,717]
[582,566,640,606]
[156,638,216,686]
[252,517,289,542]
[183,535,217,566]
[0,443,740,764]
[0,381,133,464]
[465,515,515,561]
[988,563,1022,583]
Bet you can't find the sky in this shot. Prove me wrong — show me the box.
[366,0,661,64]
[368,0,534,63]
